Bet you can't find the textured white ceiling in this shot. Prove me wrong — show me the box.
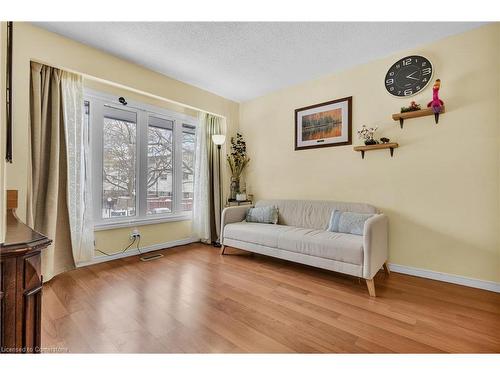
[33,22,485,102]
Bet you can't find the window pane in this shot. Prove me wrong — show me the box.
[182,124,196,211]
[147,117,174,215]
[102,109,137,219]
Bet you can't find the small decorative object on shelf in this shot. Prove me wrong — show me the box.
[236,192,247,201]
[227,133,250,200]
[380,137,390,144]
[427,79,444,124]
[353,143,399,159]
[357,125,379,146]
[230,178,240,200]
[400,101,421,113]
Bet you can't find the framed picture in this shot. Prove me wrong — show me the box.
[294,96,352,150]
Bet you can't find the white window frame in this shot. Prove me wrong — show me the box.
[85,88,198,230]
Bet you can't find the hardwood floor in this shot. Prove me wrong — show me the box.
[41,243,500,353]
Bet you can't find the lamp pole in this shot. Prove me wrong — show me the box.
[215,144,222,247]
[211,134,226,248]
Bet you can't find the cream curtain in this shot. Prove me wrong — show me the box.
[61,71,94,265]
[207,115,225,242]
[192,113,225,244]
[192,113,210,242]
[28,62,75,281]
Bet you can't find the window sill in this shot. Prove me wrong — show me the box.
[94,212,192,231]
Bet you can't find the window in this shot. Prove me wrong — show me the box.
[86,90,197,228]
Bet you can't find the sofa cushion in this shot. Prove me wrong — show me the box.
[224,222,364,266]
[327,210,374,235]
[277,227,364,265]
[255,199,378,230]
[246,205,279,224]
[223,222,294,248]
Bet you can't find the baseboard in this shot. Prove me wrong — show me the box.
[388,263,500,293]
[77,237,199,267]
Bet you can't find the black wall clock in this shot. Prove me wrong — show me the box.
[385,55,433,97]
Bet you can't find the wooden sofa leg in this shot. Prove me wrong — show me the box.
[383,261,390,276]
[365,279,376,297]
[220,245,226,255]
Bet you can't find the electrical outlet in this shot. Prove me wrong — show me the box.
[130,228,140,239]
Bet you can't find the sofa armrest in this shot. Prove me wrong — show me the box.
[221,205,252,243]
[362,214,389,279]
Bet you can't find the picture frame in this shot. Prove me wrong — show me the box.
[294,96,352,150]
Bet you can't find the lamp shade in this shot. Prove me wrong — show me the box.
[212,134,226,145]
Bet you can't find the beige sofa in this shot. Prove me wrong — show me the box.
[220,199,389,296]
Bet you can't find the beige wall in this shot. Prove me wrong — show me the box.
[94,220,192,257]
[240,24,500,282]
[7,22,239,253]
[84,78,200,118]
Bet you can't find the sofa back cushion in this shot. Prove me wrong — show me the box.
[255,199,378,230]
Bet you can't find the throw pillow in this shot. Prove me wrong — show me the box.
[327,210,374,236]
[246,206,279,224]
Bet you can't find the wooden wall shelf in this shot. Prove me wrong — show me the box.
[353,143,399,159]
[392,106,445,128]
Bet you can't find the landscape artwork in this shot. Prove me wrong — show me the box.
[295,96,352,150]
[301,108,343,141]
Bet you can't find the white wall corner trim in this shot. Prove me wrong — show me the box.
[389,263,500,293]
[77,237,200,267]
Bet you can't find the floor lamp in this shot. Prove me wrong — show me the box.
[212,134,226,247]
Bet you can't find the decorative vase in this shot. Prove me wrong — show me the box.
[364,139,377,146]
[230,177,240,200]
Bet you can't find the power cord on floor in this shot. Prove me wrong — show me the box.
[95,237,137,257]
[136,235,143,255]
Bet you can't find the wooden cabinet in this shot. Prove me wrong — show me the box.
[1,190,51,354]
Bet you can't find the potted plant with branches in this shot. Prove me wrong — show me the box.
[227,133,250,200]
[357,125,379,145]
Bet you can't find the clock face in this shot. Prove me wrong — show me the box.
[385,55,433,97]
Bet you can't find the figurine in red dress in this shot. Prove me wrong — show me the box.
[427,79,444,124]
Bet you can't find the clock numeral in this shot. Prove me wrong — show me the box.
[386,78,394,85]
[404,89,413,96]
[395,64,400,69]
[389,71,394,77]
[422,78,427,82]
[416,86,421,90]
[389,87,394,91]
[422,68,431,75]
[422,61,427,66]
[402,58,412,66]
